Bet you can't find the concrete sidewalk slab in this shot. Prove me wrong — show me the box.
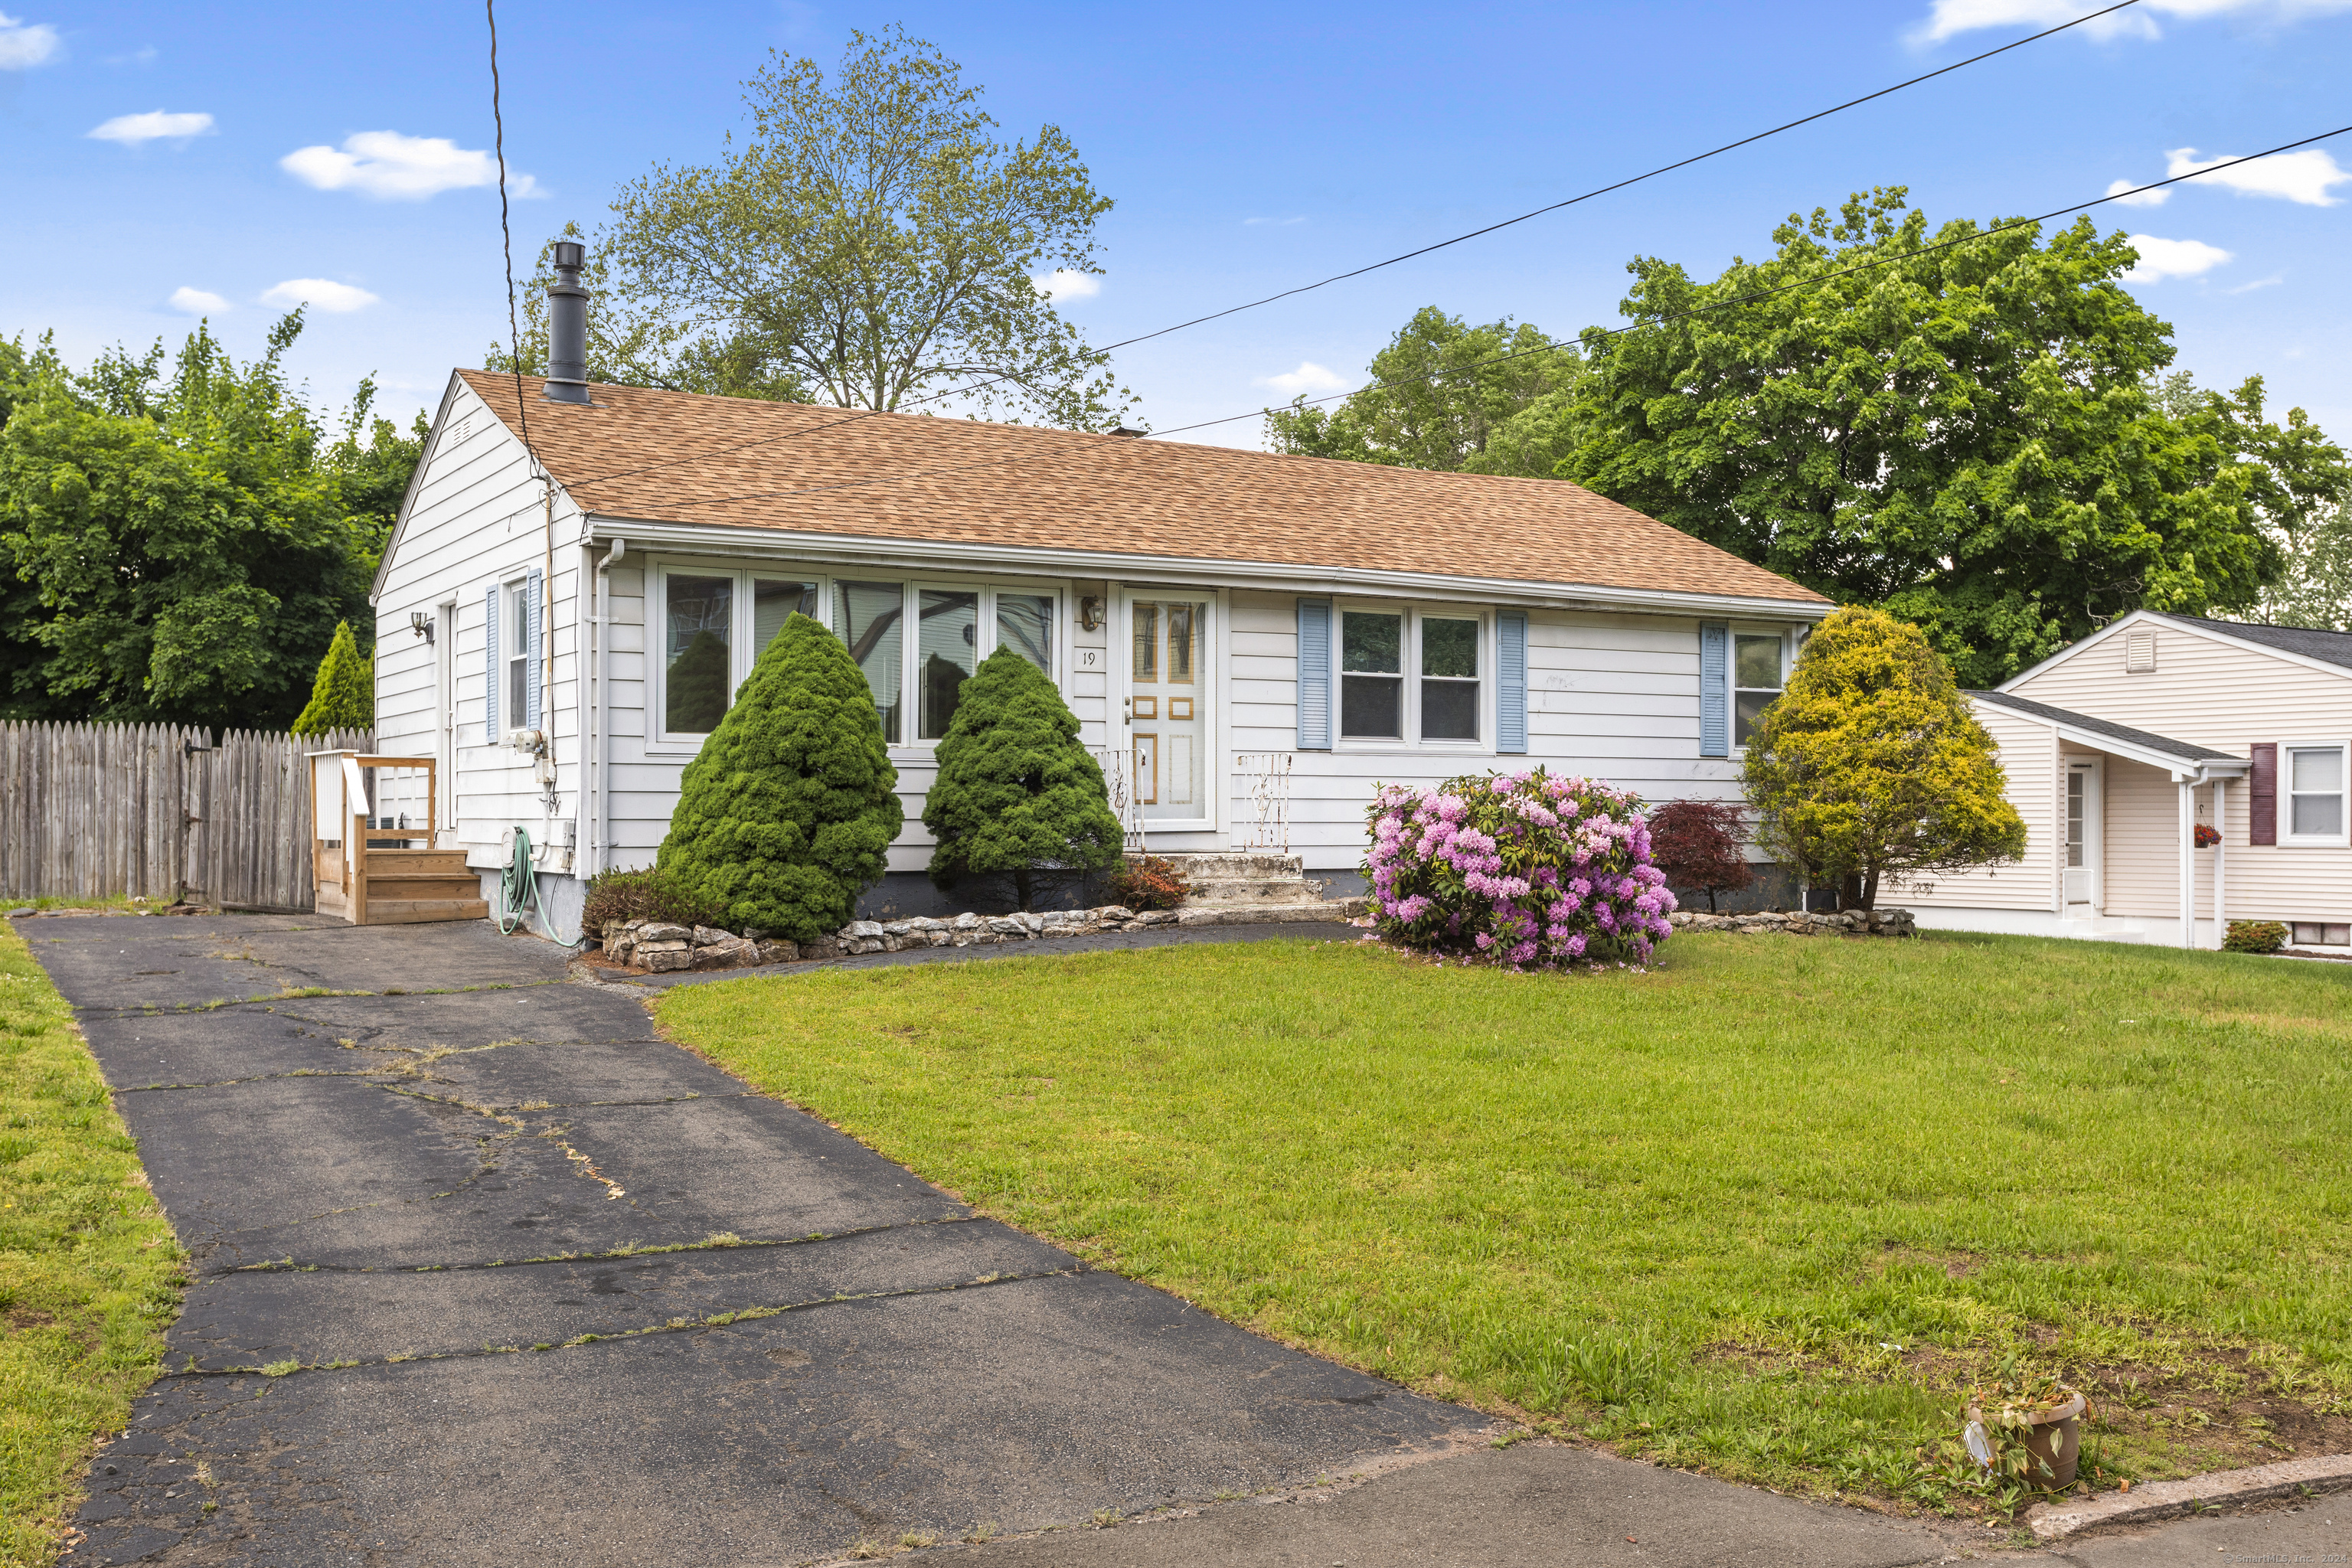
[941,1442,1949,1568]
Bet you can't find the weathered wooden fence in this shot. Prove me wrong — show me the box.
[0,722,373,909]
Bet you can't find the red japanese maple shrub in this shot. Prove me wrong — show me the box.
[1647,800,1753,913]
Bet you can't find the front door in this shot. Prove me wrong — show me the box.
[1125,594,1212,825]
[2064,757,2102,906]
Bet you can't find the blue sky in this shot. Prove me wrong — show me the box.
[3,0,2349,449]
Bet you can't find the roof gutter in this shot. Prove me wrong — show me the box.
[573,514,1834,621]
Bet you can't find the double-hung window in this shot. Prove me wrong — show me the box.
[1733,634,1785,746]
[2285,743,2350,845]
[505,580,535,735]
[1338,607,1483,745]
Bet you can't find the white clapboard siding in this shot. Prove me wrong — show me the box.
[1893,703,2057,912]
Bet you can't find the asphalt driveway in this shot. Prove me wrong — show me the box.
[36,913,1481,1566]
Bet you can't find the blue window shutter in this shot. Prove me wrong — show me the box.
[1495,611,1528,754]
[1296,597,1331,750]
[1699,621,1730,758]
[484,583,501,741]
[524,570,544,732]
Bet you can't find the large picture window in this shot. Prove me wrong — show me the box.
[650,567,1060,749]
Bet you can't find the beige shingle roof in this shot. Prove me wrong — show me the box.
[458,371,1824,605]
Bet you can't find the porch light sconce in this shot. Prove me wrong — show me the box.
[1079,596,1105,632]
[410,611,436,646]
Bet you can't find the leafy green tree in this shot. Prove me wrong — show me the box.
[1562,188,2347,685]
[1264,307,1579,473]
[923,646,1122,910]
[539,27,1133,426]
[658,612,903,939]
[1743,606,2025,910]
[291,620,374,735]
[0,313,384,729]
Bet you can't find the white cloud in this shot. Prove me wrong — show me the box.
[1258,362,1352,397]
[260,278,380,313]
[279,131,540,201]
[1033,269,1100,301]
[2164,145,2350,205]
[89,109,215,145]
[168,286,227,315]
[2104,177,2170,207]
[1915,0,2352,41]
[2121,234,2234,282]
[0,10,59,68]
[2224,273,2285,294]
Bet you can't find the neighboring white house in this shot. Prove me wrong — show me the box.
[1904,610,2352,949]
[368,365,1830,939]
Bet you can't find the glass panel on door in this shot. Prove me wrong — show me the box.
[1129,597,1209,820]
[2063,762,2097,905]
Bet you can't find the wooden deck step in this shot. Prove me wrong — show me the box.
[363,898,489,925]
[364,849,471,876]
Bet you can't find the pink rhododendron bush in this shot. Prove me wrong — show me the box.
[1364,769,1676,969]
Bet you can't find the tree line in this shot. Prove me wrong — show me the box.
[0,312,423,731]
[1269,188,2352,685]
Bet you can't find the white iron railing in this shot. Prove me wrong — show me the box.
[1234,752,1293,854]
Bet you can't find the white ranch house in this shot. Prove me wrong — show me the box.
[368,366,1829,938]
[1906,611,2352,950]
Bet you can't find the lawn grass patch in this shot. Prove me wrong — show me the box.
[658,929,2352,1510]
[0,923,183,1566]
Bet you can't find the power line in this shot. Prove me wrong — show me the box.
[557,2,2138,495]
[486,0,534,469]
[641,124,2351,509]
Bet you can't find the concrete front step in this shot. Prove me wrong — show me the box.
[1158,853,1306,879]
[1176,897,1367,926]
[1183,879,1325,903]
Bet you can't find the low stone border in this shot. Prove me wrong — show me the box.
[1668,906,1918,938]
[596,899,1364,975]
[2025,1452,2352,1540]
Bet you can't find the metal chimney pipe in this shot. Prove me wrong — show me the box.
[543,240,590,405]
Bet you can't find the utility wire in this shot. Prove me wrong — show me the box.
[487,0,534,469]
[557,1,2139,494]
[645,124,2352,508]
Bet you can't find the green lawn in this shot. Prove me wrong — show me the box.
[658,929,2352,1508]
[0,923,182,1567]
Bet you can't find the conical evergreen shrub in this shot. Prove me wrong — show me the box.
[657,612,903,939]
[923,646,1123,910]
[292,621,373,735]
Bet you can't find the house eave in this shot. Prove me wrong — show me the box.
[576,514,1834,621]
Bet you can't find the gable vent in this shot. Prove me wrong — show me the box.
[2125,628,2157,674]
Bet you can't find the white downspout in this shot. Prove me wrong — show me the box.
[592,537,626,876]
[2177,776,2197,949]
[2211,775,2227,949]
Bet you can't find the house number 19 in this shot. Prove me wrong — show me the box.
[1077,650,1099,668]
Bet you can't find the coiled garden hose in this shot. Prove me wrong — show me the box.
[493,826,580,946]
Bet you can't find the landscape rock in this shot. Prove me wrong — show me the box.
[691,925,733,948]
[693,936,758,969]
[754,939,799,965]
[985,916,1029,938]
[636,922,691,945]
[841,920,885,941]
[637,940,693,973]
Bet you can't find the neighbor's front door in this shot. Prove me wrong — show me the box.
[1124,593,1212,824]
[2064,756,2102,906]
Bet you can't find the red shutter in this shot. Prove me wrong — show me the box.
[2249,743,2277,845]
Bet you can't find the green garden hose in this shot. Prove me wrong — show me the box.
[492,826,580,946]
